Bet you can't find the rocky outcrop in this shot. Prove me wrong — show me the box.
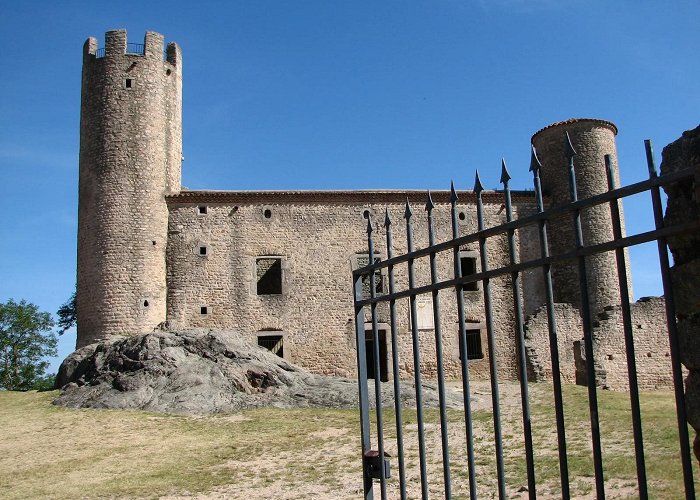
[54,329,464,414]
[661,124,700,460]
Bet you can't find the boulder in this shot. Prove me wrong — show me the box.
[54,329,465,414]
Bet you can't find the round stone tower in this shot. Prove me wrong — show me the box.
[532,118,626,314]
[77,30,182,347]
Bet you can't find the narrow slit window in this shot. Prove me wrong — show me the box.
[459,253,478,292]
[125,78,133,89]
[257,257,282,295]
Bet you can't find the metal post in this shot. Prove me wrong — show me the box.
[426,191,452,499]
[405,199,430,499]
[474,171,507,499]
[450,182,478,500]
[565,132,605,499]
[367,217,388,500]
[604,154,648,499]
[645,140,696,499]
[501,160,536,498]
[385,209,408,500]
[530,145,570,498]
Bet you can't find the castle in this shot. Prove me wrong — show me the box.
[76,30,674,387]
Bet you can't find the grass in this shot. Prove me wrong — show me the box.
[0,384,698,498]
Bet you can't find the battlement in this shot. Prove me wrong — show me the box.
[84,29,180,65]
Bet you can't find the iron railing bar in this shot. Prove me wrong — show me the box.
[502,163,537,498]
[352,167,696,276]
[367,220,388,500]
[531,146,570,498]
[475,171,507,499]
[426,193,453,499]
[354,273,374,499]
[565,133,605,500]
[405,200,430,499]
[355,219,700,308]
[605,154,648,498]
[645,140,696,498]
[385,212,408,500]
[450,184,478,500]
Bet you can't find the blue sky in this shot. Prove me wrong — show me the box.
[1,0,698,373]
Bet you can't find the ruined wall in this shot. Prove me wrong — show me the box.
[525,297,674,390]
[165,191,541,380]
[77,30,182,347]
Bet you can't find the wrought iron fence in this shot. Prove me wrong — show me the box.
[351,134,699,499]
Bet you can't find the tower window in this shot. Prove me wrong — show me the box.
[143,300,149,307]
[198,205,207,215]
[200,306,209,315]
[124,78,133,89]
[199,246,207,256]
[257,257,283,295]
[264,209,272,219]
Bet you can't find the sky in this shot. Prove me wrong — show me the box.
[1,0,698,374]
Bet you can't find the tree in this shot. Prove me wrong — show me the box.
[0,299,57,391]
[56,291,76,335]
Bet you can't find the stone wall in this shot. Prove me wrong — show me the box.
[77,30,182,347]
[524,297,674,390]
[165,190,541,381]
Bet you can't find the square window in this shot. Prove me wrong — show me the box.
[258,334,284,358]
[199,246,207,256]
[257,257,282,295]
[459,328,484,360]
[198,205,207,215]
[200,306,208,315]
[353,254,384,300]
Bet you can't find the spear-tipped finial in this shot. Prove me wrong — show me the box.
[384,208,392,228]
[564,131,577,160]
[425,190,435,212]
[404,198,413,220]
[500,158,511,185]
[450,180,458,204]
[473,170,484,194]
[529,144,542,173]
[366,215,373,234]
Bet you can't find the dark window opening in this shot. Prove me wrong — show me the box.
[143,300,149,307]
[198,205,207,214]
[460,255,478,291]
[362,209,370,219]
[125,78,133,89]
[355,254,383,300]
[200,306,208,315]
[264,208,272,219]
[199,246,207,256]
[365,330,388,382]
[459,329,484,360]
[258,335,284,358]
[458,211,466,221]
[257,257,282,295]
[152,240,156,246]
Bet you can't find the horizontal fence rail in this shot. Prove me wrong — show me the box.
[352,136,698,499]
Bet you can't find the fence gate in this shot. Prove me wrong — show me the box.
[351,133,699,499]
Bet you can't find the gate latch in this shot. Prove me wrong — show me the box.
[364,450,391,480]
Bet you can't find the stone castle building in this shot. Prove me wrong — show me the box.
[76,30,674,388]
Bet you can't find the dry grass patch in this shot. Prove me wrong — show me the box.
[1,384,699,499]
